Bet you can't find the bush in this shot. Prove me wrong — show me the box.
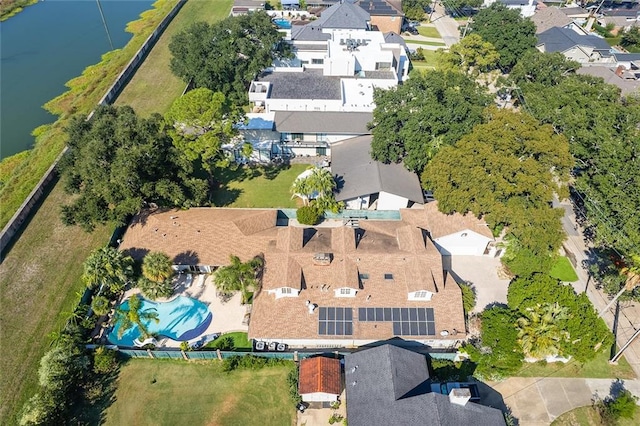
[459,282,476,315]
[212,336,235,351]
[222,354,288,372]
[503,247,554,277]
[329,413,344,424]
[429,358,476,382]
[93,347,119,374]
[595,388,638,425]
[296,205,321,225]
[287,366,302,404]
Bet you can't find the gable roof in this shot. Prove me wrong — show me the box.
[345,345,506,426]
[331,135,423,203]
[421,202,494,240]
[291,24,333,41]
[576,66,640,96]
[531,7,573,34]
[357,0,402,16]
[274,111,373,134]
[299,356,342,395]
[537,27,611,54]
[384,31,408,49]
[315,1,370,29]
[258,70,342,101]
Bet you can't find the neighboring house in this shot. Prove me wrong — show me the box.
[536,26,613,64]
[383,31,409,53]
[484,0,537,18]
[613,52,640,70]
[576,65,640,96]
[421,202,496,257]
[599,5,640,31]
[357,0,404,34]
[345,344,506,426]
[331,135,424,210]
[119,207,469,349]
[531,6,588,34]
[299,356,342,402]
[231,0,264,16]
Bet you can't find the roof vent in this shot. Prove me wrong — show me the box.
[313,252,332,266]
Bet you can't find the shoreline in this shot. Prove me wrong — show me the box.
[0,0,38,22]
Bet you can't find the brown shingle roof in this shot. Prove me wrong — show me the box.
[420,203,494,240]
[299,357,342,396]
[263,255,302,291]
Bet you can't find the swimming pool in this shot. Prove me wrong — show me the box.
[107,296,212,347]
[273,18,291,29]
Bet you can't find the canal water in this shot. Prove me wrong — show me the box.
[0,0,154,160]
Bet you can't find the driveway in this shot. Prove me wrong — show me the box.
[430,3,461,47]
[445,255,511,313]
[486,377,640,425]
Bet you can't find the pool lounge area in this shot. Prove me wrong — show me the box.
[104,274,250,348]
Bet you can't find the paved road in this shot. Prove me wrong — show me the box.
[555,197,640,378]
[483,377,640,425]
[429,3,461,47]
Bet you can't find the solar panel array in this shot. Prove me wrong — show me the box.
[359,307,435,336]
[318,307,354,336]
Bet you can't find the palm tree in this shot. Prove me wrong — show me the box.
[82,246,134,296]
[138,276,173,300]
[142,251,174,283]
[91,295,111,317]
[114,295,159,339]
[214,255,264,303]
[516,302,570,359]
[290,167,336,206]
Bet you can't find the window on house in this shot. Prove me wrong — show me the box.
[415,291,428,299]
[375,62,392,70]
[316,133,327,142]
[359,273,369,280]
[340,288,351,295]
[281,287,292,294]
[312,58,324,64]
[384,273,394,280]
[291,133,303,141]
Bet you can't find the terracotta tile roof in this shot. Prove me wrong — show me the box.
[417,203,494,240]
[299,357,342,396]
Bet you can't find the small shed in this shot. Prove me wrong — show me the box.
[299,356,342,402]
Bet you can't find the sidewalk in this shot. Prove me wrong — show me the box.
[556,198,640,378]
[486,377,640,425]
[429,4,461,47]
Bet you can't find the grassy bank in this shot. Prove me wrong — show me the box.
[0,0,37,21]
[417,26,441,39]
[552,405,640,425]
[0,0,179,230]
[103,359,296,425]
[0,182,113,424]
[115,0,234,117]
[515,351,635,379]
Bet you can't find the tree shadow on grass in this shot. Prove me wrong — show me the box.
[211,187,243,207]
[262,164,290,180]
[70,358,125,425]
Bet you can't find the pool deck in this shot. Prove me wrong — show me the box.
[120,273,250,348]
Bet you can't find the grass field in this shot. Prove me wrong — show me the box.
[411,49,441,70]
[406,39,446,47]
[0,182,113,424]
[211,164,308,208]
[115,0,233,117]
[103,359,296,426]
[515,350,635,379]
[417,26,441,39]
[552,405,640,425]
[550,256,579,282]
[206,332,252,351]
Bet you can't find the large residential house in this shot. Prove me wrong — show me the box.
[345,345,506,426]
[483,0,537,18]
[536,26,613,64]
[240,0,409,158]
[119,207,470,349]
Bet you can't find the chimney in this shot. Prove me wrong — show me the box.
[615,65,626,78]
[449,388,471,407]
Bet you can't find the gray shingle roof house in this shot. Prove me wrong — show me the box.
[345,345,506,426]
[331,135,424,210]
[536,27,612,63]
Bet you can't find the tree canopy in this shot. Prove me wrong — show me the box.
[169,12,289,104]
[438,33,500,75]
[214,255,264,303]
[82,246,134,296]
[421,108,572,270]
[59,105,208,231]
[369,70,491,172]
[509,50,579,87]
[468,4,536,70]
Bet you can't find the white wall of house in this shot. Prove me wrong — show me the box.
[483,0,536,17]
[433,230,492,256]
[344,194,371,210]
[301,392,339,403]
[377,191,410,210]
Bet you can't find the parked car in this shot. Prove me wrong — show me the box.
[404,26,419,35]
[431,382,481,402]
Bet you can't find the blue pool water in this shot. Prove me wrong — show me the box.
[273,18,291,29]
[107,296,212,347]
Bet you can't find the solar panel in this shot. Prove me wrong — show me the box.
[409,308,418,321]
[319,307,354,336]
[359,307,366,320]
[417,308,426,321]
[353,306,436,336]
[384,308,392,321]
[375,308,384,321]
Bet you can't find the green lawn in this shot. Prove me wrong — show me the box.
[103,359,296,426]
[211,164,308,208]
[206,332,252,351]
[550,256,579,282]
[417,26,441,38]
[515,350,635,379]
[0,182,113,425]
[552,405,640,425]
[115,0,233,117]
[405,39,446,47]
[411,50,441,71]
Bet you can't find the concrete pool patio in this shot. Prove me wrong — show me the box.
[112,273,250,348]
